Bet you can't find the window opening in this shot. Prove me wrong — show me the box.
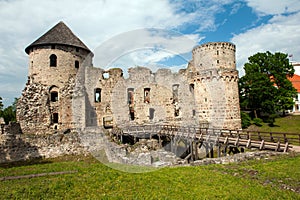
[52,113,59,123]
[50,91,58,102]
[189,84,194,94]
[75,60,79,69]
[94,88,101,102]
[103,72,109,79]
[172,84,180,117]
[144,88,150,103]
[127,88,135,120]
[50,54,57,67]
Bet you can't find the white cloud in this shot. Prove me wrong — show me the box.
[231,12,300,75]
[92,28,200,69]
[245,0,300,15]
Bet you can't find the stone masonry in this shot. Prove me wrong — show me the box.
[0,22,243,166]
[16,22,241,135]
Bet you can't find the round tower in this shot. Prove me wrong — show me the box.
[25,21,93,88]
[192,42,236,71]
[18,22,93,133]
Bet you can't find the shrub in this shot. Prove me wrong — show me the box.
[252,118,263,127]
[241,112,251,129]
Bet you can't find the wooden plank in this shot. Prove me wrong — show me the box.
[0,171,77,181]
[259,140,265,150]
[246,139,251,148]
[284,142,289,152]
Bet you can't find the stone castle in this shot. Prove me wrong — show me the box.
[16,21,241,134]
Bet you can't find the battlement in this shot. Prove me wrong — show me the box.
[192,42,235,54]
[191,42,236,71]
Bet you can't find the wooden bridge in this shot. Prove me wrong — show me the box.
[111,125,300,162]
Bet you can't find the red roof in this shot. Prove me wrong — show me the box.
[288,74,300,92]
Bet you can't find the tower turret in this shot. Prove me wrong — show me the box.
[17,22,93,133]
[25,21,93,87]
[192,42,236,71]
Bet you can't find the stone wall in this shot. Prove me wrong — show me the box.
[28,45,92,87]
[17,41,241,134]
[0,125,181,167]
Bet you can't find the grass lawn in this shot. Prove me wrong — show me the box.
[246,115,300,133]
[0,154,299,199]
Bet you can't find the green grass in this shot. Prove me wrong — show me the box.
[246,115,300,133]
[0,154,299,199]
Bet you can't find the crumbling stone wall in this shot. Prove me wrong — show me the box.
[17,76,77,134]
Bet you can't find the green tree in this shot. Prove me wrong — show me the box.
[0,98,18,124]
[0,96,3,118]
[239,51,297,119]
[0,97,3,110]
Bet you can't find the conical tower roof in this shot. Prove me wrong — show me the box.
[25,21,91,54]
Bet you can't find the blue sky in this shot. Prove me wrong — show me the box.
[0,0,300,107]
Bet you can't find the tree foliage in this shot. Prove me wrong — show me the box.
[0,97,3,118]
[239,51,297,118]
[0,97,18,124]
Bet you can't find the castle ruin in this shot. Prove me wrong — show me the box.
[16,21,241,135]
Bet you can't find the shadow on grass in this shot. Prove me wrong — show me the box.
[268,123,280,127]
[0,157,52,169]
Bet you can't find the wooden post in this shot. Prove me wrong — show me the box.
[223,145,227,156]
[205,143,209,158]
[210,143,214,158]
[195,141,198,160]
[190,140,194,161]
[217,144,221,158]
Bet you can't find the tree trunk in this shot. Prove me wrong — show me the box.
[253,109,258,118]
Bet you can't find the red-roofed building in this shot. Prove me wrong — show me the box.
[288,74,300,113]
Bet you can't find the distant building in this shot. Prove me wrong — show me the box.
[288,73,300,113]
[291,61,300,76]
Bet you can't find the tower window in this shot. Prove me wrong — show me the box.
[75,60,79,69]
[172,84,179,103]
[52,113,59,123]
[189,83,194,94]
[127,88,134,104]
[50,54,57,67]
[76,47,79,52]
[144,88,150,103]
[50,91,58,102]
[94,88,101,102]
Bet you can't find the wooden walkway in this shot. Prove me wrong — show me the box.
[111,125,300,161]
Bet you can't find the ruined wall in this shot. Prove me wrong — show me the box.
[110,67,197,127]
[17,76,77,134]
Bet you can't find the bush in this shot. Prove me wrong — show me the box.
[252,118,263,127]
[241,112,251,129]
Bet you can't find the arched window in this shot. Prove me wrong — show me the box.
[50,54,57,67]
[49,86,59,102]
[75,60,79,69]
